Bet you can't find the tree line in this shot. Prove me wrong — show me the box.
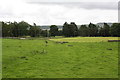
[1,21,120,37]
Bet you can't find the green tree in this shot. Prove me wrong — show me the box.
[63,22,69,37]
[99,23,110,37]
[29,25,41,37]
[12,21,30,37]
[49,25,58,37]
[41,30,48,37]
[70,22,79,37]
[63,22,78,37]
[99,27,104,36]
[18,21,30,36]
[79,25,89,37]
[88,23,98,36]
[2,22,14,37]
[57,30,63,36]
[12,22,19,37]
[110,23,120,37]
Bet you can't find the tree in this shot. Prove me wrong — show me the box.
[29,25,41,37]
[12,21,30,37]
[99,27,104,36]
[110,23,120,37]
[88,23,98,36]
[18,21,30,36]
[63,22,78,37]
[63,22,69,37]
[57,30,63,36]
[49,25,58,37]
[12,22,19,37]
[2,22,14,37]
[41,30,48,37]
[70,22,79,37]
[99,23,110,37]
[79,25,89,37]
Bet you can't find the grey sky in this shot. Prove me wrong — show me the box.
[27,2,118,10]
[0,0,119,25]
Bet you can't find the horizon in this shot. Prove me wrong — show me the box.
[1,21,115,26]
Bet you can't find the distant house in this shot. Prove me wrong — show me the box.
[40,25,63,30]
[97,23,113,27]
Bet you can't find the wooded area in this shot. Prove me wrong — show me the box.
[1,21,120,37]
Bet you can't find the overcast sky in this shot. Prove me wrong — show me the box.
[0,0,119,25]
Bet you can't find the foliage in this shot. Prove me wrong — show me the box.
[99,23,110,37]
[29,25,41,37]
[79,25,89,37]
[63,22,78,37]
[2,22,14,37]
[110,23,120,37]
[57,30,63,36]
[88,23,98,37]
[12,21,30,37]
[2,21,120,37]
[40,30,48,37]
[49,25,58,37]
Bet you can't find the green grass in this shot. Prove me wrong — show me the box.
[2,37,118,78]
[50,37,119,42]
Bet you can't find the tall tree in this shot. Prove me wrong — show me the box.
[63,22,78,37]
[12,22,19,37]
[17,21,30,36]
[70,22,79,37]
[29,25,41,37]
[2,22,14,37]
[63,22,69,37]
[88,23,98,36]
[79,25,89,37]
[110,23,120,37]
[12,21,30,37]
[57,30,63,36]
[49,25,58,37]
[99,23,110,37]
[41,30,48,37]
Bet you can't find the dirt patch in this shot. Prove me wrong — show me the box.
[108,40,120,42]
[56,42,69,44]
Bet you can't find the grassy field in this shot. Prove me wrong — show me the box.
[2,37,119,78]
[50,37,119,42]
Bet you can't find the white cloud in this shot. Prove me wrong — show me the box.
[26,0,119,3]
[0,0,118,25]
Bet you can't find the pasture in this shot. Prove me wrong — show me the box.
[50,37,119,42]
[2,37,119,78]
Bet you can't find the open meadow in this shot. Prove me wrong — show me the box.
[2,37,119,78]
